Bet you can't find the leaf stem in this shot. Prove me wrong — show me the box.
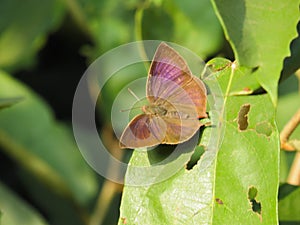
[134,1,151,71]
[287,151,300,185]
[280,108,300,151]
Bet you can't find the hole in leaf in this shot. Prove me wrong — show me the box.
[248,186,262,219]
[251,66,259,73]
[185,145,205,170]
[238,104,251,131]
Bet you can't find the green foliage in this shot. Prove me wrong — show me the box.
[0,182,49,225]
[278,184,300,222]
[119,0,299,225]
[212,0,299,105]
[119,58,280,224]
[0,0,299,224]
[0,0,65,71]
[142,0,223,58]
[0,71,97,202]
[0,71,98,224]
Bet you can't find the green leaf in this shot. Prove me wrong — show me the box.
[119,58,279,224]
[211,59,279,224]
[0,182,49,225]
[0,0,65,71]
[211,0,299,105]
[278,184,300,222]
[0,97,23,110]
[0,70,97,205]
[119,129,217,224]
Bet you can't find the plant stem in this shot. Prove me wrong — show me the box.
[280,108,300,151]
[287,151,300,185]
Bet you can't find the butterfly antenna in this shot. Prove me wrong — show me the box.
[127,88,140,101]
[120,88,143,113]
[120,106,142,112]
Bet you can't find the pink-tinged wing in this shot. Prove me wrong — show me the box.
[147,42,207,119]
[119,114,167,149]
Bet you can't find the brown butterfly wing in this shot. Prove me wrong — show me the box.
[161,115,201,144]
[120,43,207,148]
[146,43,207,144]
[147,42,207,119]
[119,114,167,149]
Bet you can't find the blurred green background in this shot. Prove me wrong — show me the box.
[0,0,298,225]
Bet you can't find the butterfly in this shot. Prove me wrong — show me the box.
[119,42,207,149]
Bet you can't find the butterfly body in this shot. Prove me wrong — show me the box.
[142,103,167,116]
[120,43,207,149]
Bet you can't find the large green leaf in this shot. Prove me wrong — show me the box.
[119,58,279,224]
[0,182,49,225]
[0,71,97,205]
[211,0,299,104]
[0,0,65,71]
[212,59,279,224]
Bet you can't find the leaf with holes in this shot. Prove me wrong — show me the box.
[211,58,279,224]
